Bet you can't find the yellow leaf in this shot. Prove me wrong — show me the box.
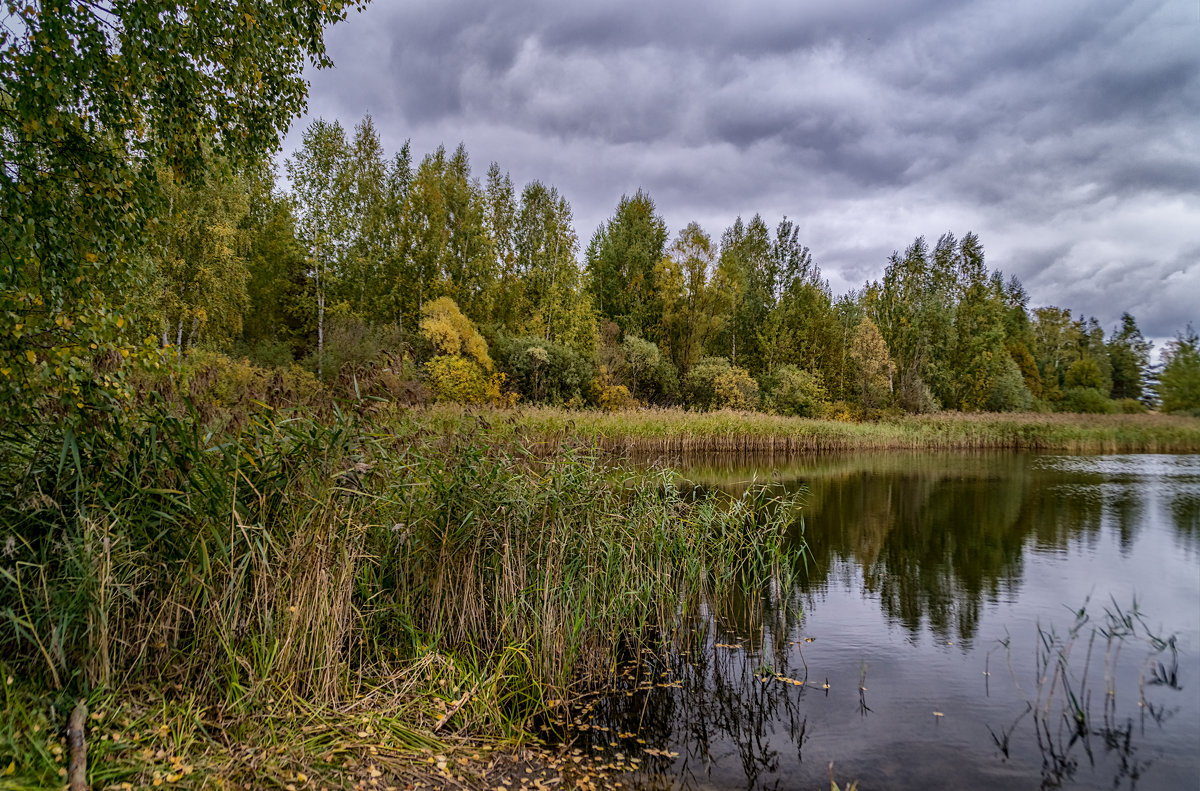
[25,350,36,363]
[3,761,14,775]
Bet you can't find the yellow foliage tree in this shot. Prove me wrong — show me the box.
[419,297,492,370]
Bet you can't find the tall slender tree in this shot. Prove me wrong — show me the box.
[286,118,352,380]
[1107,313,1152,402]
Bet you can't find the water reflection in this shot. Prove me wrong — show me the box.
[675,452,1198,643]
[578,451,1200,790]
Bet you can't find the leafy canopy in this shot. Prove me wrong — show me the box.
[0,0,366,423]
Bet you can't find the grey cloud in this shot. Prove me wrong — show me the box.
[292,0,1199,335]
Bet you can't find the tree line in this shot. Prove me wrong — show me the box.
[129,115,1200,416]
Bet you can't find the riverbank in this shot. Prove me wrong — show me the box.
[419,405,1200,454]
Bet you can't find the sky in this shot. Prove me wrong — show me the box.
[284,0,1199,349]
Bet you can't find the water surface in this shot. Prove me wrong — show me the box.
[569,452,1200,790]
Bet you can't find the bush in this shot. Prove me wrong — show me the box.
[714,370,758,410]
[419,297,492,369]
[986,354,1034,412]
[761,365,828,417]
[1058,386,1115,414]
[897,372,940,414]
[598,384,636,412]
[683,357,758,411]
[424,355,490,404]
[494,335,595,404]
[620,335,678,404]
[1113,398,1148,414]
[171,350,325,411]
[238,337,294,368]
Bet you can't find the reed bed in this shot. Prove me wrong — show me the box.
[0,402,801,788]
[420,405,1200,455]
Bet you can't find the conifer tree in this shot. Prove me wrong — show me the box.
[585,190,668,338]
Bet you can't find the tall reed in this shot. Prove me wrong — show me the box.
[426,405,1200,455]
[0,401,803,724]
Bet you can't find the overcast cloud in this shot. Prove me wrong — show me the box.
[284,0,1199,347]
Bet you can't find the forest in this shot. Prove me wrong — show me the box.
[131,114,1200,418]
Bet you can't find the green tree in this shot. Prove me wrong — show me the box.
[151,162,251,351]
[713,215,774,374]
[771,218,840,391]
[515,181,593,356]
[485,164,520,329]
[344,115,390,321]
[585,190,668,337]
[655,222,729,372]
[1064,356,1107,390]
[1159,326,1200,415]
[865,234,956,411]
[947,235,1014,411]
[1,0,364,420]
[442,144,496,321]
[761,365,828,417]
[399,145,495,325]
[1031,306,1081,401]
[373,141,414,328]
[286,118,352,380]
[240,166,312,363]
[1107,312,1152,402]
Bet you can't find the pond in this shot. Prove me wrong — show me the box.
[558,452,1200,790]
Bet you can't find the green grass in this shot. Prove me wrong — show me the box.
[418,404,1200,454]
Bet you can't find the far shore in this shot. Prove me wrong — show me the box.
[410,404,1200,454]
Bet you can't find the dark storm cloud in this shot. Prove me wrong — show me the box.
[291,0,1200,340]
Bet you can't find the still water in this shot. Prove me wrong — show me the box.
[572,452,1200,790]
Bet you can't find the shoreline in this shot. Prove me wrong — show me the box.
[414,405,1200,455]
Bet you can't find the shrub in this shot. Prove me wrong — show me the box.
[171,350,325,411]
[424,355,490,404]
[761,365,828,417]
[620,335,678,404]
[986,354,1034,412]
[1058,386,1115,414]
[714,370,759,410]
[897,372,940,414]
[238,337,294,369]
[494,335,595,404]
[598,384,636,412]
[1113,398,1148,414]
[318,315,407,381]
[683,357,757,411]
[419,297,492,369]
